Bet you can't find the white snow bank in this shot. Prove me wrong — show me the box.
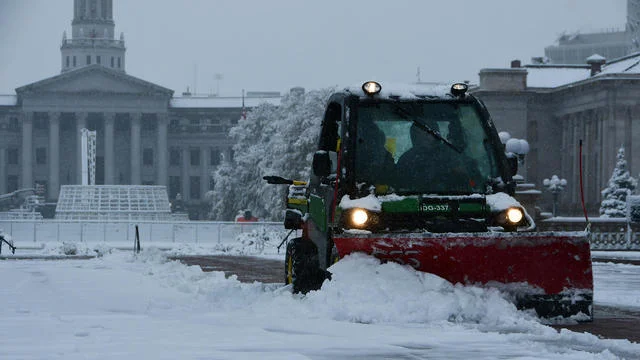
[2,251,639,358]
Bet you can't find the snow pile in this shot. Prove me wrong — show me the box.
[132,251,534,329]
[167,227,287,257]
[304,253,535,327]
[39,241,113,256]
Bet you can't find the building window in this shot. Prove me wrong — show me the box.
[73,56,77,67]
[170,147,181,166]
[143,148,154,166]
[35,181,47,198]
[169,176,181,199]
[86,55,91,65]
[209,176,215,190]
[111,56,114,67]
[96,55,101,64]
[36,148,47,165]
[169,119,180,131]
[87,117,103,132]
[8,117,19,131]
[142,116,156,131]
[210,148,220,166]
[190,149,200,166]
[34,114,48,130]
[66,56,70,68]
[117,57,121,68]
[190,176,201,199]
[8,148,18,165]
[7,175,18,192]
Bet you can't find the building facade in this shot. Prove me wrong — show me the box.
[543,0,640,64]
[473,54,640,216]
[0,0,280,219]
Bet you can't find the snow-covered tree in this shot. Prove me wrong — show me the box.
[599,146,637,217]
[209,87,334,221]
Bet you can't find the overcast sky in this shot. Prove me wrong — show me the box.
[0,0,628,97]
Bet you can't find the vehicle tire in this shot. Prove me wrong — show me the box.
[286,237,329,294]
[284,239,295,285]
[328,238,340,267]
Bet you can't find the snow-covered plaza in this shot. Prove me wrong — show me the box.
[1,235,639,359]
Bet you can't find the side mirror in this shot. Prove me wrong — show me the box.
[284,209,303,229]
[312,151,331,177]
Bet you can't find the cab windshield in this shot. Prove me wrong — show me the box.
[354,101,500,195]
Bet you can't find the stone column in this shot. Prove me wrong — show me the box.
[201,146,210,199]
[130,113,142,185]
[48,112,61,200]
[156,113,168,186]
[0,147,6,194]
[21,111,34,189]
[181,147,190,201]
[104,112,115,184]
[76,112,88,184]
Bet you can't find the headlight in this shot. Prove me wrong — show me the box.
[506,207,524,224]
[351,209,369,226]
[342,208,380,230]
[491,207,526,231]
[362,81,382,96]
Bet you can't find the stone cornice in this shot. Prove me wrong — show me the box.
[15,65,173,98]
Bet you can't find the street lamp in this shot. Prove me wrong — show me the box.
[543,175,567,217]
[499,131,530,176]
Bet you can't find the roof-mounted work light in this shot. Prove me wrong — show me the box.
[451,83,468,97]
[362,81,382,96]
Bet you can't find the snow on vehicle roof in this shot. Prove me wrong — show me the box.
[344,82,455,100]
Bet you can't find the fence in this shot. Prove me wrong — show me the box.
[0,220,284,247]
[2,218,639,251]
[539,218,640,250]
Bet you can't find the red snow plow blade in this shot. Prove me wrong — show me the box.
[333,231,593,319]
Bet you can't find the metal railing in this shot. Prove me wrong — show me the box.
[0,220,284,246]
[3,218,638,251]
[61,38,125,47]
[539,218,640,250]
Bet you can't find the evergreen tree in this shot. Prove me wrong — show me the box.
[599,146,637,217]
[209,88,333,221]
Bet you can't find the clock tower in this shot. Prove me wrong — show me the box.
[60,0,126,73]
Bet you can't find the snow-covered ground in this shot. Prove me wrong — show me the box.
[2,231,640,359]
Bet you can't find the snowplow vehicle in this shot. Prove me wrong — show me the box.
[265,81,593,319]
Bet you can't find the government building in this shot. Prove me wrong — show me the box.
[475,54,640,216]
[473,0,640,217]
[0,0,280,219]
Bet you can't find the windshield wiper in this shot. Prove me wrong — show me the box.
[410,119,462,153]
[392,105,462,153]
